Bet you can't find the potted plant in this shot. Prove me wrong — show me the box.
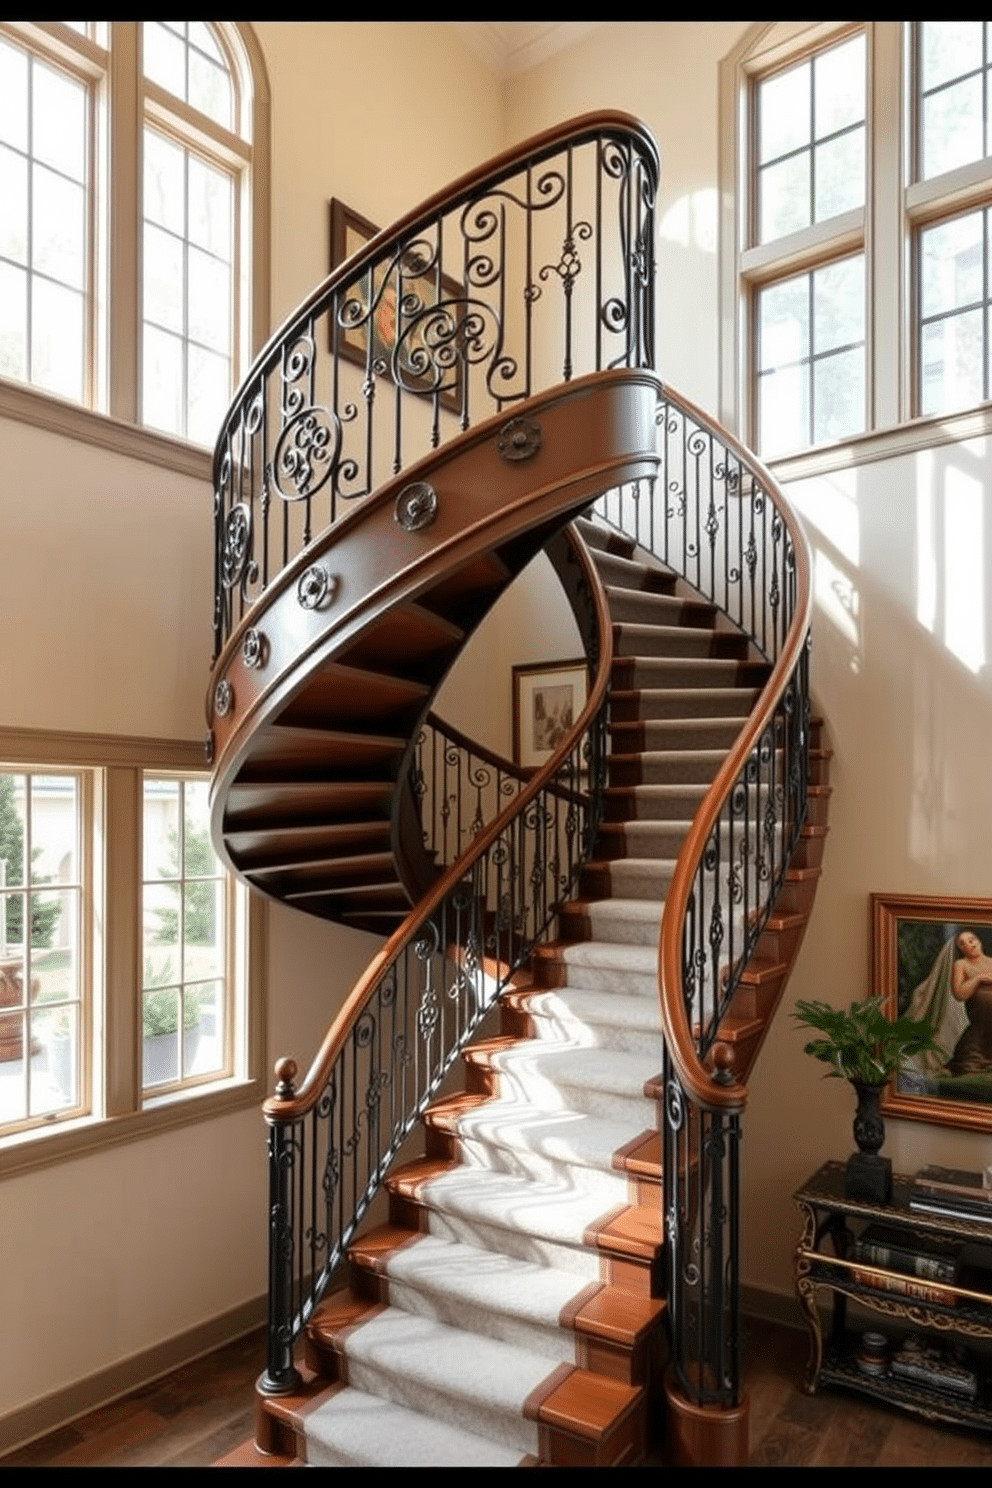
[142,962,205,1086]
[792,996,948,1202]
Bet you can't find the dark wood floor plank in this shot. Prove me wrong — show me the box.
[5,1317,992,1467]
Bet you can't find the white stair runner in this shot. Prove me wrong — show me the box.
[295,938,663,1466]
[291,525,755,1467]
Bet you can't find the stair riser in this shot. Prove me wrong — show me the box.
[612,626,748,661]
[608,756,722,787]
[529,961,659,999]
[435,1132,637,1204]
[558,905,661,947]
[610,689,759,722]
[605,592,715,627]
[507,1004,665,1058]
[581,863,673,902]
[610,721,745,751]
[602,788,706,823]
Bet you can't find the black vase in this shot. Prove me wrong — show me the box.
[845,1079,892,1203]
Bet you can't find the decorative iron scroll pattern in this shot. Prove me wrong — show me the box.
[592,384,812,1415]
[258,697,607,1393]
[211,116,659,660]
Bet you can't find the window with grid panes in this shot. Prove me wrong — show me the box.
[0,21,261,448]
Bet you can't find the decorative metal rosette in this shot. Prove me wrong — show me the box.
[243,628,267,670]
[203,731,214,765]
[297,565,335,611]
[395,481,438,532]
[214,679,233,717]
[221,503,252,588]
[496,416,542,462]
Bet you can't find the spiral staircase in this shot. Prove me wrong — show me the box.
[207,115,830,1467]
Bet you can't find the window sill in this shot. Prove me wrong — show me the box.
[0,1075,264,1180]
[766,403,992,484]
[0,377,214,482]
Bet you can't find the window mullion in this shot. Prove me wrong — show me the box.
[106,22,140,425]
[103,765,140,1117]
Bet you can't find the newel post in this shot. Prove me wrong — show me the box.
[259,1058,303,1396]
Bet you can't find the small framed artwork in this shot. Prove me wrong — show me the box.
[871,892,992,1132]
[512,660,588,769]
[328,197,461,413]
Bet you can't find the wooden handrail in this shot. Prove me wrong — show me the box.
[654,389,813,1114]
[262,523,614,1123]
[217,110,659,457]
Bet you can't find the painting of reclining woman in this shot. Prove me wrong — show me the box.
[872,893,992,1132]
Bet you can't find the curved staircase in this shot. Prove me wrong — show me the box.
[207,116,831,1467]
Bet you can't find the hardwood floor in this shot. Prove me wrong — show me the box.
[3,1315,992,1467]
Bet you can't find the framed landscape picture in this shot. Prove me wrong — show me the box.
[871,892,992,1132]
[512,660,587,770]
[328,197,461,413]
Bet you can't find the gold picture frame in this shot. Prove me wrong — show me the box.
[871,892,992,1132]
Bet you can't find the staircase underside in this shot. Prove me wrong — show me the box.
[208,369,661,934]
[220,509,830,1466]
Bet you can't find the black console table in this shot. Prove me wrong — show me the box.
[794,1160,992,1430]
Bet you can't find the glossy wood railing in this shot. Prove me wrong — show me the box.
[211,111,659,661]
[594,390,813,1438]
[257,529,611,1392]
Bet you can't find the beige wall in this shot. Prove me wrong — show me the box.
[503,21,992,1308]
[0,20,504,1444]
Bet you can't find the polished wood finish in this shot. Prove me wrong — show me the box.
[8,1315,992,1467]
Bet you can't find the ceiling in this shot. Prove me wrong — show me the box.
[450,22,603,78]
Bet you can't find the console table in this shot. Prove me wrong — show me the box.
[794,1159,992,1430]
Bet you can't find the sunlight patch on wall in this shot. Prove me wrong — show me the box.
[917,450,986,675]
[944,467,985,673]
[658,188,717,254]
[813,548,860,662]
[788,469,860,567]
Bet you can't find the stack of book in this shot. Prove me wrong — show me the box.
[850,1221,961,1306]
[889,1335,979,1401]
[909,1165,992,1225]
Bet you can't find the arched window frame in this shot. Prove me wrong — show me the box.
[0,20,269,476]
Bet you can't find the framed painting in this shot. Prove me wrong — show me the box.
[871,892,992,1132]
[512,660,587,770]
[328,197,461,413]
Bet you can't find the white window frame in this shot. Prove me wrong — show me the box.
[0,20,270,479]
[720,21,992,480]
[0,728,266,1179]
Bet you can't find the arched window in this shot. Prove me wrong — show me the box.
[0,21,269,454]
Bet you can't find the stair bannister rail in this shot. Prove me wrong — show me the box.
[258,528,612,1394]
[413,713,530,868]
[594,392,813,1442]
[211,112,658,662]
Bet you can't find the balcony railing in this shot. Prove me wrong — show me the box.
[212,112,659,661]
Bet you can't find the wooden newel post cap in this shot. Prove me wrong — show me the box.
[711,1042,736,1086]
[273,1058,297,1098]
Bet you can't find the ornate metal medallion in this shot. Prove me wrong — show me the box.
[243,628,267,669]
[496,417,542,462]
[395,481,438,532]
[215,679,233,717]
[297,565,335,610]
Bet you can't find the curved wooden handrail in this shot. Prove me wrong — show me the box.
[217,110,659,457]
[654,389,813,1114]
[262,522,614,1123]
